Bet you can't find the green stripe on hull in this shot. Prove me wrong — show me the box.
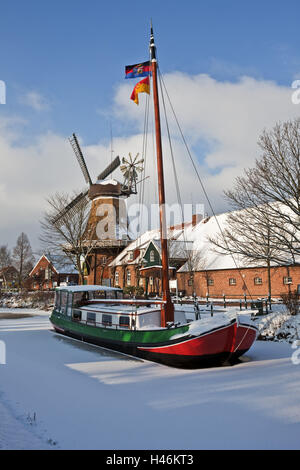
[50,310,189,346]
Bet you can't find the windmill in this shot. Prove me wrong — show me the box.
[52,133,146,251]
[120,153,144,195]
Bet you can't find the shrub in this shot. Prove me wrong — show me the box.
[280,290,299,315]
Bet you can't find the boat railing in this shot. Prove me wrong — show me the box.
[85,299,166,306]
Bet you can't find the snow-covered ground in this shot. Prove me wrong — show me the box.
[0,307,300,450]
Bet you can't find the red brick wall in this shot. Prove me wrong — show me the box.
[177,265,300,298]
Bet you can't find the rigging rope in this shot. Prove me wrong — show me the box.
[158,70,254,300]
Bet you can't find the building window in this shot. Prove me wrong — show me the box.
[150,250,155,263]
[188,278,193,286]
[149,276,154,286]
[207,278,214,286]
[102,314,112,326]
[101,256,107,265]
[115,271,119,285]
[128,252,134,261]
[229,278,236,286]
[126,270,131,285]
[254,277,263,285]
[283,277,293,285]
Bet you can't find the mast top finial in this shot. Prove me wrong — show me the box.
[149,20,156,62]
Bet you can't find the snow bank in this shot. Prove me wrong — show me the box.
[0,291,54,311]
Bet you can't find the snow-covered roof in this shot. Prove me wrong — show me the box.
[29,254,78,276]
[110,201,300,273]
[109,228,161,268]
[55,285,122,292]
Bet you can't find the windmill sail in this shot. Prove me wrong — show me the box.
[97,155,121,181]
[51,190,89,225]
[69,133,93,186]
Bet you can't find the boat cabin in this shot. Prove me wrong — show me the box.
[54,285,186,330]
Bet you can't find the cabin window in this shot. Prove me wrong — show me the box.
[254,277,263,285]
[207,278,214,286]
[283,277,293,285]
[150,250,155,263]
[66,293,73,316]
[60,291,68,315]
[102,314,112,326]
[54,291,61,310]
[93,290,106,299]
[106,290,117,299]
[73,291,90,307]
[119,316,130,328]
[72,309,82,321]
[87,312,96,323]
[229,278,236,286]
[116,290,123,299]
[126,270,131,286]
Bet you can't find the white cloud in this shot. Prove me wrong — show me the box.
[19,91,50,111]
[1,72,299,249]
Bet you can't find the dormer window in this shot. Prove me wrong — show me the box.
[150,250,155,263]
[128,252,134,261]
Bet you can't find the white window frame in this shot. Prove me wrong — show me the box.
[150,250,155,263]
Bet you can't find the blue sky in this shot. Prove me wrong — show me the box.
[1,0,300,248]
[1,0,300,143]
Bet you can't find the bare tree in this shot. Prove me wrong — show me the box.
[225,119,300,262]
[182,248,209,296]
[0,245,12,288]
[40,191,97,285]
[209,118,300,297]
[209,208,288,297]
[12,233,34,288]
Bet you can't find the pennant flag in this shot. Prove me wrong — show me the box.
[130,76,150,105]
[125,61,151,79]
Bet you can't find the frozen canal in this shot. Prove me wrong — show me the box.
[0,308,300,450]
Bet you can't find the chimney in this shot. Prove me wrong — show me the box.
[192,213,202,227]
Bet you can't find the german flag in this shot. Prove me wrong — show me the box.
[125,61,151,79]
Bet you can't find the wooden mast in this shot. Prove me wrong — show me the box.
[150,25,174,326]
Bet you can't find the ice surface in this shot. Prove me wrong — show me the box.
[0,308,300,450]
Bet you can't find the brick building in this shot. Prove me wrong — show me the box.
[176,211,300,299]
[28,254,78,290]
[109,225,193,295]
[177,264,300,299]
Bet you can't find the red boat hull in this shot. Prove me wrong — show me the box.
[138,322,238,368]
[228,321,258,361]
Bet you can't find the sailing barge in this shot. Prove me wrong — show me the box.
[50,285,257,368]
[50,26,258,368]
